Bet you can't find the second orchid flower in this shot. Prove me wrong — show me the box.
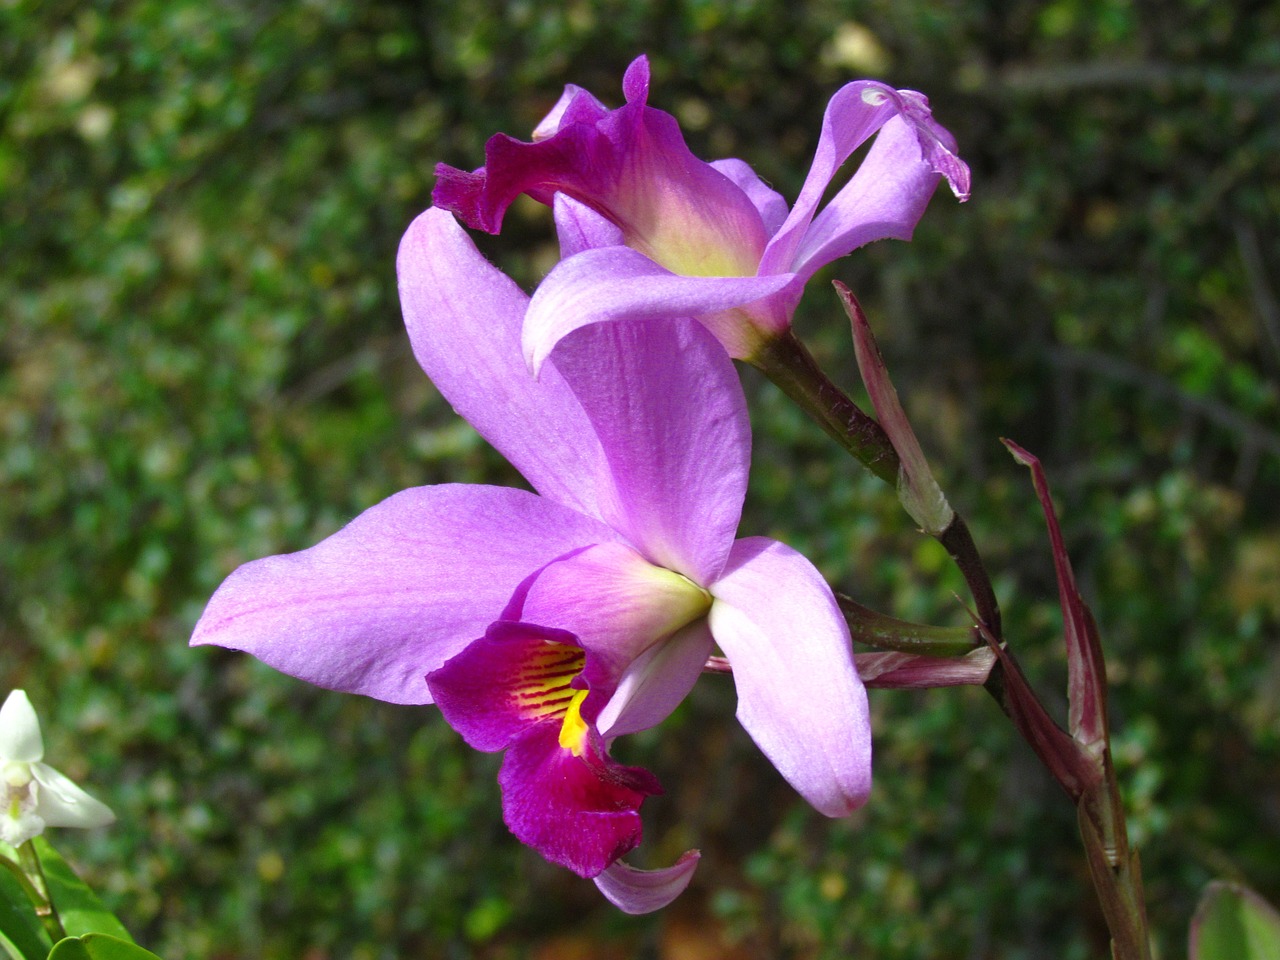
[434,55,969,366]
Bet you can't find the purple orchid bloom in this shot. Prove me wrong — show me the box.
[191,207,870,912]
[434,55,970,366]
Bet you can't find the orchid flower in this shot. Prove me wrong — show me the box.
[191,207,870,912]
[433,55,970,366]
[1,690,115,848]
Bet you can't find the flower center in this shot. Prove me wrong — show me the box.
[2,761,31,790]
[3,761,35,827]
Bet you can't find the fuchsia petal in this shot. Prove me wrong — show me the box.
[596,621,715,739]
[500,723,662,878]
[399,208,616,521]
[760,82,969,278]
[532,84,609,141]
[433,55,767,281]
[427,622,585,752]
[513,542,713,683]
[524,247,795,368]
[594,851,702,915]
[433,84,618,232]
[708,537,871,817]
[191,485,619,705]
[550,317,751,584]
[554,194,623,257]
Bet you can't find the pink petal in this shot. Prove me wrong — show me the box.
[511,542,712,683]
[523,245,794,371]
[593,851,701,914]
[596,621,715,739]
[532,84,609,142]
[549,317,751,584]
[708,537,871,817]
[760,82,969,278]
[554,194,623,258]
[191,485,618,705]
[791,114,961,282]
[709,158,789,236]
[398,208,616,521]
[499,723,661,878]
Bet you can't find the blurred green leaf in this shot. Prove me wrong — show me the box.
[0,862,52,960]
[1190,881,1280,960]
[30,842,129,944]
[46,936,161,960]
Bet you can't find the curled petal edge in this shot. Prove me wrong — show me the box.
[593,850,701,914]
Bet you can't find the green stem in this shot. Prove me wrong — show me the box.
[16,840,65,944]
[758,321,1149,956]
[1079,766,1152,960]
[755,331,1003,638]
[837,595,980,656]
[754,331,901,484]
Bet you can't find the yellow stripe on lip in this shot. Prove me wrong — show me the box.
[510,643,586,723]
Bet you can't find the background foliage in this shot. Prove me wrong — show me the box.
[2,0,1278,957]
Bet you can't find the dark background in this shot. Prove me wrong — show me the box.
[3,0,1278,957]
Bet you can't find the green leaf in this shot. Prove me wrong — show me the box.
[1190,880,1280,960]
[46,935,162,960]
[28,842,130,943]
[0,856,53,960]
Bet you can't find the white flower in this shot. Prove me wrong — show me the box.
[1,690,115,847]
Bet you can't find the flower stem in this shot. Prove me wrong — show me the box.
[754,331,901,485]
[16,840,66,943]
[836,594,980,656]
[754,330,1002,638]
[936,514,1002,640]
[1079,766,1153,960]
[761,320,1150,956]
